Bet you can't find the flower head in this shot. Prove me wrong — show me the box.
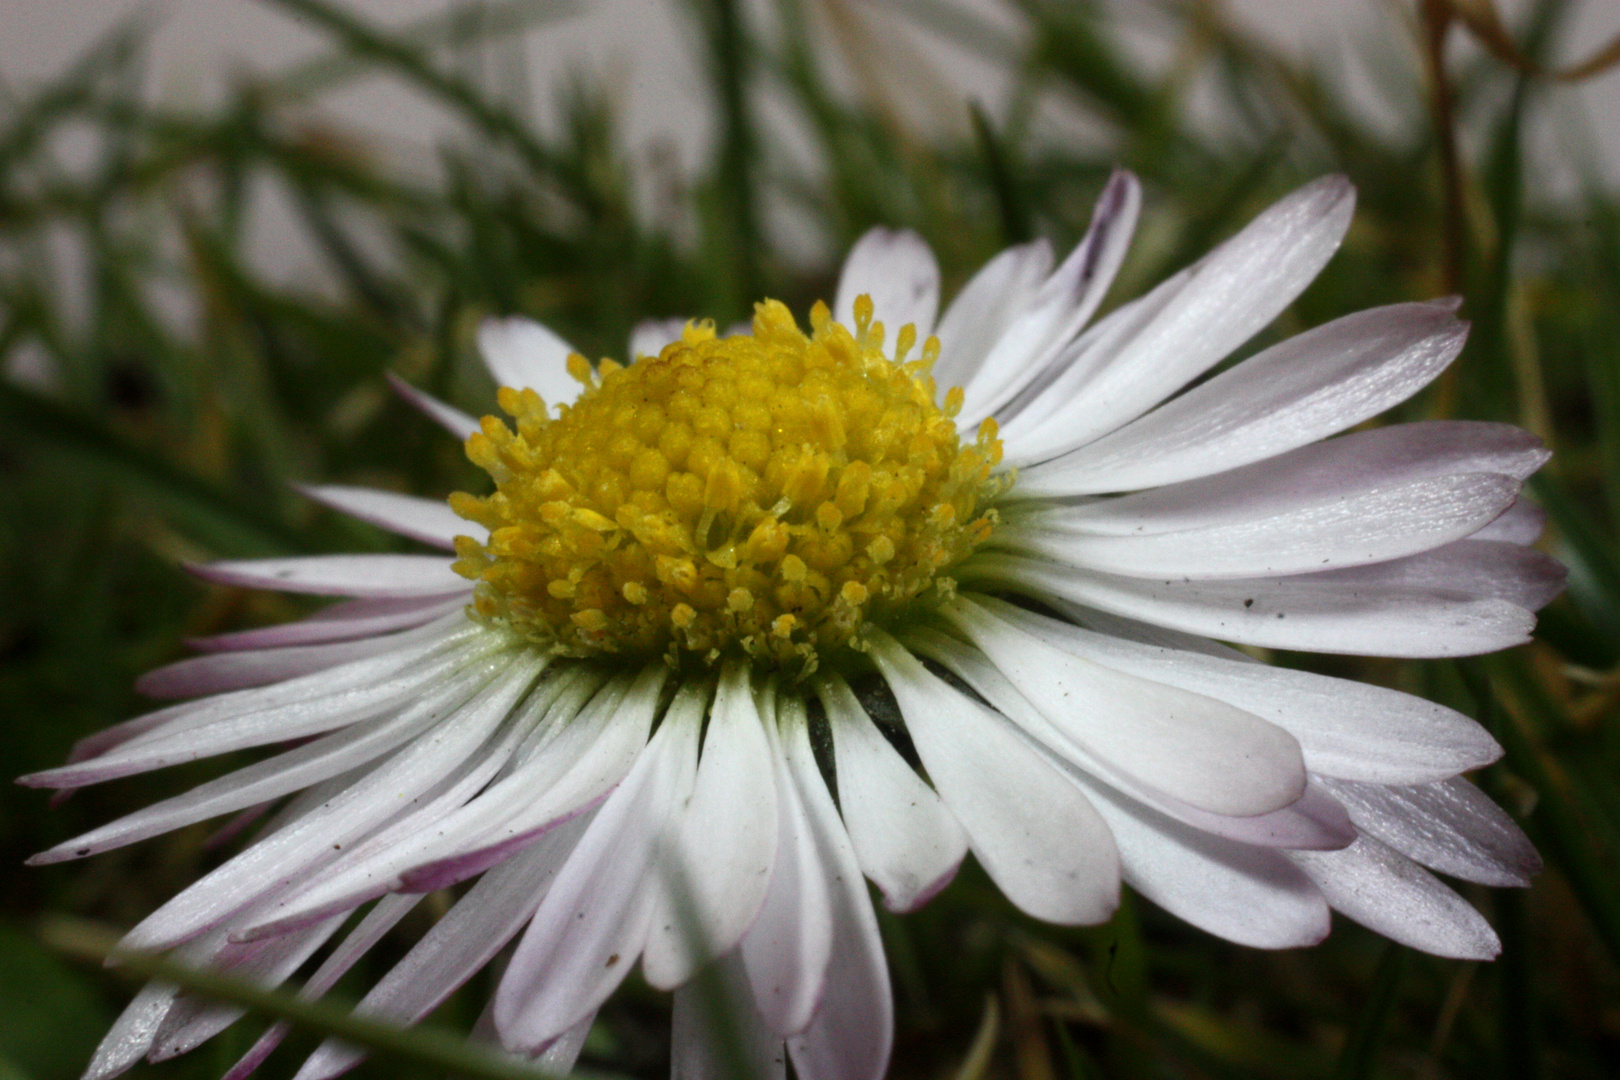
[25,171,1559,1080]
[450,297,1004,667]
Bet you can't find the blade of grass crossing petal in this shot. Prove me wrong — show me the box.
[40,917,564,1080]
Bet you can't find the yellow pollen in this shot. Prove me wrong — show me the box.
[451,297,1008,669]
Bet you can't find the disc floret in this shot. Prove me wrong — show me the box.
[450,296,1006,670]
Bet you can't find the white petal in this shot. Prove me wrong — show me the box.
[534,1010,596,1076]
[1316,776,1540,887]
[477,316,583,407]
[833,227,940,338]
[1017,302,1468,491]
[643,665,778,990]
[673,952,787,1080]
[991,598,1501,784]
[740,688,835,1037]
[939,595,1307,816]
[630,317,689,361]
[26,626,497,789]
[970,551,1537,657]
[120,653,543,953]
[960,170,1141,421]
[136,621,468,700]
[82,982,178,1080]
[386,372,478,439]
[292,820,587,1080]
[394,666,661,894]
[188,554,467,598]
[1001,175,1356,460]
[1031,421,1547,531]
[269,666,631,927]
[932,240,1054,390]
[186,595,464,653]
[1288,836,1501,959]
[780,700,893,1080]
[62,618,483,765]
[297,484,485,549]
[1303,538,1565,611]
[1069,769,1332,948]
[1155,779,1354,851]
[902,626,1351,850]
[494,683,703,1051]
[869,632,1120,924]
[239,670,557,941]
[1056,604,1255,661]
[29,690,466,864]
[1001,472,1521,580]
[149,912,348,1060]
[1471,496,1545,544]
[816,674,968,912]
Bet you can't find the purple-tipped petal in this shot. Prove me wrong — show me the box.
[780,698,893,1080]
[187,595,464,653]
[386,373,478,439]
[870,632,1121,925]
[297,485,484,550]
[1003,175,1357,461]
[962,168,1141,423]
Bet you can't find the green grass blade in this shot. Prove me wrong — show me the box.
[39,916,564,1080]
[1331,944,1405,1080]
[0,382,310,557]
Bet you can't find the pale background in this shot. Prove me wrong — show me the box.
[3,0,1618,279]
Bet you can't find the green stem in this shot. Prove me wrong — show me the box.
[40,916,564,1080]
[1332,944,1406,1080]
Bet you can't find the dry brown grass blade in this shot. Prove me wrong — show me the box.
[1448,0,1620,81]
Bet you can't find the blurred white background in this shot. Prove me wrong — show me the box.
[3,0,1618,276]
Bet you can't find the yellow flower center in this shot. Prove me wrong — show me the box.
[450,295,1007,672]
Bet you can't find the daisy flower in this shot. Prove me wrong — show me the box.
[25,170,1560,1080]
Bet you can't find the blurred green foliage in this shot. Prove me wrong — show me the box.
[3,0,1619,1077]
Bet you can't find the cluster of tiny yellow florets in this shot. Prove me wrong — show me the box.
[449,295,1008,671]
